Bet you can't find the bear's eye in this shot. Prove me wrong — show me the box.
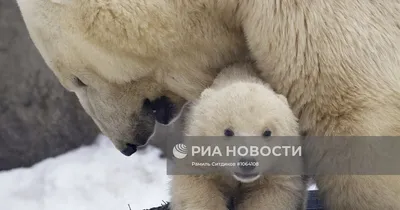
[262,130,272,137]
[74,77,87,87]
[224,128,235,136]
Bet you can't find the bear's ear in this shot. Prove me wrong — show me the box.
[200,89,214,99]
[277,94,289,105]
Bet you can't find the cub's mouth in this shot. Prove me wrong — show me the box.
[233,172,261,183]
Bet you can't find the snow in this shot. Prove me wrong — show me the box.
[0,135,170,210]
[0,135,317,210]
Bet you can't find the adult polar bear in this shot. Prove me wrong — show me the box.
[16,0,400,209]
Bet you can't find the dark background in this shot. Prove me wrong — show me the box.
[0,0,99,171]
[0,0,175,171]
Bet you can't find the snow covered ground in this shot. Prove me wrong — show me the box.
[0,135,316,210]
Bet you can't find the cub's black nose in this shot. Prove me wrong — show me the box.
[238,157,256,172]
[151,96,176,124]
[121,143,137,156]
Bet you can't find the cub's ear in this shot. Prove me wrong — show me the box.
[200,89,214,99]
[276,94,289,105]
[262,82,272,90]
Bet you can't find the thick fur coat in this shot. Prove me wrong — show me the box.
[16,0,400,209]
[171,63,307,210]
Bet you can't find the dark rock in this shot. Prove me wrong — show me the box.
[0,0,99,171]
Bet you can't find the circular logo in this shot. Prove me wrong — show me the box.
[173,144,187,159]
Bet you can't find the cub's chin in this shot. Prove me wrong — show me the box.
[233,172,261,183]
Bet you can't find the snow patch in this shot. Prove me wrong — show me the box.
[0,135,317,210]
[0,135,170,210]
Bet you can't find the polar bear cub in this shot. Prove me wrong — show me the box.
[170,63,308,210]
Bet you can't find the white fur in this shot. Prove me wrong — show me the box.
[16,0,400,209]
[171,63,307,210]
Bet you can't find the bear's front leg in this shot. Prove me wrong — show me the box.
[170,175,229,210]
[235,176,307,210]
[304,109,400,210]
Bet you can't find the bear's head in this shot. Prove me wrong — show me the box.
[186,82,300,183]
[16,0,248,156]
[56,67,186,156]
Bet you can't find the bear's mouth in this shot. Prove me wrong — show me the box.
[232,172,261,183]
[145,96,177,125]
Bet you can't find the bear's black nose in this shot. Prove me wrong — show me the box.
[121,143,137,156]
[238,157,256,172]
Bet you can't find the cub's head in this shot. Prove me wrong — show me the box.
[186,82,298,137]
[186,82,299,183]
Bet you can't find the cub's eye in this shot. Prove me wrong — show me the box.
[224,128,235,136]
[262,130,272,137]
